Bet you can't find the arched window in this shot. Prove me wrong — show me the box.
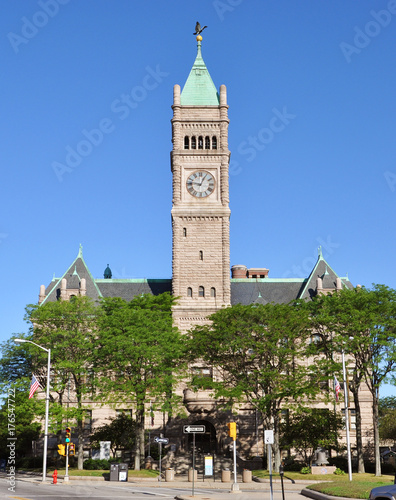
[210,287,216,297]
[198,136,203,149]
[183,227,187,237]
[199,250,203,260]
[212,136,217,149]
[191,136,196,149]
[184,136,190,149]
[199,286,205,297]
[187,287,192,297]
[205,136,210,149]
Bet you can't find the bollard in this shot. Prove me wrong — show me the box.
[221,469,231,483]
[242,469,252,482]
[52,469,58,484]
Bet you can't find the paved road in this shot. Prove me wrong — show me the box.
[0,473,312,500]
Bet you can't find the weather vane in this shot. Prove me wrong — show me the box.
[193,22,207,41]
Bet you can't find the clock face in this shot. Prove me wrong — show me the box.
[186,171,215,198]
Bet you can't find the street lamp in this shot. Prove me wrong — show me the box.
[14,339,51,483]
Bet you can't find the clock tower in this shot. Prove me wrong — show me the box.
[171,35,231,332]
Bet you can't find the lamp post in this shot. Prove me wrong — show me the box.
[14,339,51,483]
[342,347,353,482]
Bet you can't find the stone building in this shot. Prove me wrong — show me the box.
[38,35,373,466]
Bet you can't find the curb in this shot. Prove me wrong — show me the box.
[301,488,364,500]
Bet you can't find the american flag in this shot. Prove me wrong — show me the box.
[334,376,341,402]
[29,375,40,399]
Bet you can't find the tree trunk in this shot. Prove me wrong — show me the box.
[350,385,365,473]
[273,410,281,472]
[372,391,381,476]
[134,405,145,471]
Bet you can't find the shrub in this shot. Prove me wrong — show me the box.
[83,458,110,470]
[333,468,346,475]
[300,466,311,474]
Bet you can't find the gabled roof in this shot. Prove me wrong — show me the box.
[231,278,306,306]
[180,39,219,106]
[42,245,102,304]
[299,246,353,300]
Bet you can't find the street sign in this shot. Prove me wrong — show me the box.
[183,425,205,434]
[264,429,274,444]
[154,436,169,444]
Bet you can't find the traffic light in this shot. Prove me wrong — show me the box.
[227,422,237,440]
[69,443,75,456]
[57,444,65,456]
[65,427,71,444]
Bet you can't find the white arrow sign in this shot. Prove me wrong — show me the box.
[154,436,169,444]
[183,425,205,433]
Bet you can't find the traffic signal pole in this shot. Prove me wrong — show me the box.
[64,443,69,482]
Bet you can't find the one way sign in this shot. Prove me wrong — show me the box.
[183,425,205,433]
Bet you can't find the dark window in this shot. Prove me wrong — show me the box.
[199,286,205,297]
[199,250,203,260]
[191,136,196,149]
[205,136,210,149]
[212,136,217,149]
[198,136,203,149]
[183,227,187,237]
[187,287,192,297]
[184,136,189,149]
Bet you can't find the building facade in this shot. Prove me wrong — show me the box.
[38,35,373,465]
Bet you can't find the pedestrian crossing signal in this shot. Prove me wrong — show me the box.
[57,444,65,456]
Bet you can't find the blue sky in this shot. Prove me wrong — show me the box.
[1,2,395,395]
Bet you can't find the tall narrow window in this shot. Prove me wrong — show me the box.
[187,287,192,297]
[191,136,196,149]
[184,136,190,149]
[183,227,187,237]
[212,136,217,149]
[210,287,216,297]
[198,136,203,149]
[199,250,203,260]
[199,286,205,297]
[205,136,210,149]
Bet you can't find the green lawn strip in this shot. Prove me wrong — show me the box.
[46,468,159,478]
[307,480,392,499]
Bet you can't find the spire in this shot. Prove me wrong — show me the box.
[180,34,219,105]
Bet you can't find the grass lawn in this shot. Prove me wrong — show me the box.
[253,470,395,498]
[45,468,159,478]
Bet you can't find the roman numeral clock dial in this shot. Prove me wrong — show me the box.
[186,171,215,198]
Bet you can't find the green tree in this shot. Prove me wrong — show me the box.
[379,396,396,441]
[280,407,343,466]
[90,413,137,458]
[27,296,100,470]
[0,335,43,463]
[309,285,396,476]
[187,302,315,472]
[95,293,186,470]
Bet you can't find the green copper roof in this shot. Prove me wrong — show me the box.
[181,40,219,105]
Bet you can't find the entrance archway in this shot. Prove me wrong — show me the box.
[187,419,217,454]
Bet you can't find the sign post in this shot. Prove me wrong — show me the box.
[184,424,205,497]
[154,436,169,481]
[265,430,274,500]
